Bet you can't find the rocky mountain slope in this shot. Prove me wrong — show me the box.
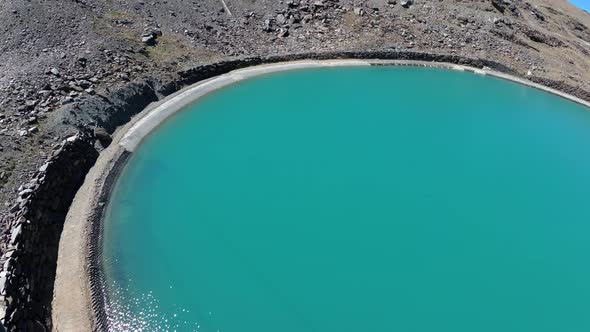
[0,0,589,219]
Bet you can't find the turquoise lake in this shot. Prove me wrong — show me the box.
[103,67,590,332]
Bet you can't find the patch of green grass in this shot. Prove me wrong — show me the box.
[145,35,218,66]
[342,10,363,31]
[146,35,188,62]
[0,159,16,189]
[91,14,140,47]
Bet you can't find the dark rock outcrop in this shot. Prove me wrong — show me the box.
[48,81,159,134]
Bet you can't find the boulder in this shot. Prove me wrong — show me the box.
[278,28,289,37]
[141,35,156,46]
[94,127,112,147]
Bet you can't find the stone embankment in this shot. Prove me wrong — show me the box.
[0,132,98,332]
[0,51,588,332]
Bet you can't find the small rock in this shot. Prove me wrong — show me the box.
[10,224,22,244]
[118,73,130,81]
[313,1,325,8]
[0,271,8,295]
[78,80,92,89]
[50,68,60,76]
[66,135,79,142]
[278,28,289,38]
[68,81,84,92]
[531,9,545,22]
[152,27,162,36]
[18,189,32,198]
[353,7,364,16]
[75,56,87,67]
[263,19,273,32]
[94,127,112,147]
[492,0,508,13]
[61,97,74,105]
[141,34,156,46]
[141,26,162,45]
[401,0,413,8]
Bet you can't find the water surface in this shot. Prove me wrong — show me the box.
[103,67,590,331]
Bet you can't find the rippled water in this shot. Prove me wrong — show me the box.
[103,67,590,332]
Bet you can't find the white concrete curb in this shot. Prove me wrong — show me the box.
[120,59,589,152]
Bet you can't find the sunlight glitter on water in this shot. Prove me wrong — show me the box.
[103,280,202,332]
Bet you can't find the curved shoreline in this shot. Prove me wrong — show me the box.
[51,58,590,331]
[121,59,590,152]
